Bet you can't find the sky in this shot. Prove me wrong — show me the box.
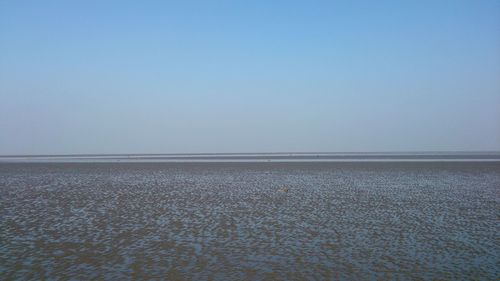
[1,0,499,154]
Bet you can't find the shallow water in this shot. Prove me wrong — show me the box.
[1,162,499,280]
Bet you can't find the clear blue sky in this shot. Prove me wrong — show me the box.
[1,0,499,154]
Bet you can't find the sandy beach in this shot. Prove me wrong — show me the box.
[1,161,499,279]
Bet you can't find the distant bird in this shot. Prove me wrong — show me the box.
[278,187,289,193]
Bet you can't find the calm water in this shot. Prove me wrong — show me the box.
[1,162,499,280]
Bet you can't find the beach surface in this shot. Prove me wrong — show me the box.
[1,161,499,279]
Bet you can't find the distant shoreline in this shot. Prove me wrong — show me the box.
[1,151,500,157]
[1,152,500,163]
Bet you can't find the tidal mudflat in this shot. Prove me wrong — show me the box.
[1,162,499,280]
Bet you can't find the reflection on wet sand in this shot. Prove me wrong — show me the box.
[1,162,499,279]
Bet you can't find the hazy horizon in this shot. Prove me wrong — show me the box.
[1,1,499,155]
[2,150,500,158]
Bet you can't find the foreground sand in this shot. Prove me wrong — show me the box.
[1,162,499,280]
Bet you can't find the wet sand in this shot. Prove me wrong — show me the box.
[1,162,499,280]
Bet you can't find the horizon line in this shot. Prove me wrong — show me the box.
[1,150,500,158]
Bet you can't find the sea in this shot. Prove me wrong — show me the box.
[1,153,499,280]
